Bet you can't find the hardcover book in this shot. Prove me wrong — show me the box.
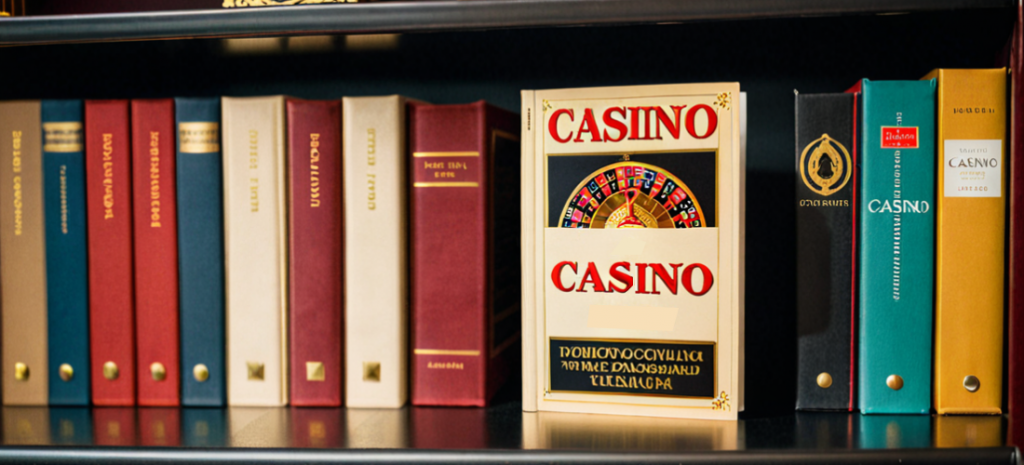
[1011,2,1024,423]
[0,101,49,405]
[794,92,858,411]
[85,99,137,407]
[41,100,91,406]
[132,99,181,407]
[287,98,343,407]
[342,95,411,408]
[852,79,935,415]
[222,96,289,407]
[924,68,1006,415]
[408,100,521,407]
[175,97,226,407]
[521,83,745,419]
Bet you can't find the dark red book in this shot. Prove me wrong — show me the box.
[85,100,137,406]
[93,408,138,446]
[131,99,180,407]
[408,101,521,407]
[139,408,181,447]
[287,99,343,407]
[1009,0,1024,440]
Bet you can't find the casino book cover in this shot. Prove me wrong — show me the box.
[408,100,521,407]
[41,100,91,406]
[343,95,411,409]
[85,99,137,407]
[287,98,343,407]
[793,92,858,411]
[131,99,181,407]
[176,97,226,407]
[924,69,1006,415]
[851,79,935,415]
[222,96,289,407]
[0,101,49,405]
[521,83,745,420]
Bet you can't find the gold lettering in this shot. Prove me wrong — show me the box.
[102,134,114,219]
[310,133,321,208]
[149,131,161,227]
[60,165,68,234]
[12,130,22,236]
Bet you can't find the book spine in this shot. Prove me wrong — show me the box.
[85,99,136,406]
[41,100,91,406]
[287,99,343,407]
[929,69,1006,415]
[222,96,288,406]
[0,101,48,405]
[858,79,936,414]
[131,99,180,406]
[1011,2,1024,420]
[342,95,409,408]
[794,93,857,411]
[520,90,537,412]
[175,97,226,407]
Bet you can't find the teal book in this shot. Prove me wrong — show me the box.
[854,79,936,414]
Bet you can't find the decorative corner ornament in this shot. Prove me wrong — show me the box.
[542,100,553,112]
[712,391,730,411]
[712,92,732,111]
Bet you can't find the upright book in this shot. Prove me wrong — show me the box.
[85,99,136,406]
[794,92,858,411]
[852,79,935,415]
[522,83,745,419]
[222,96,289,406]
[175,97,226,407]
[1010,1,1024,423]
[408,100,521,407]
[343,95,410,408]
[287,98,343,407]
[41,100,91,406]
[131,99,180,406]
[0,101,48,405]
[924,68,1006,415]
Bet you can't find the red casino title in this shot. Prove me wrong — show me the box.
[548,105,718,144]
[551,261,714,296]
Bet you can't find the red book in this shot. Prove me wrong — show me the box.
[139,408,181,447]
[86,100,136,406]
[131,99,180,406]
[408,101,520,406]
[287,99,343,407]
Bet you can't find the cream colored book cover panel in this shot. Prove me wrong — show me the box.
[526,83,743,419]
[222,96,288,407]
[520,90,538,412]
[0,101,48,405]
[342,95,409,408]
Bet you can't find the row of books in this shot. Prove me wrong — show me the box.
[0,96,520,407]
[795,68,1008,415]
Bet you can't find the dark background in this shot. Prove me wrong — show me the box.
[0,7,1014,417]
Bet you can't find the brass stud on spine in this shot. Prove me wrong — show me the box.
[964,375,980,393]
[193,364,209,382]
[14,362,28,381]
[151,362,167,381]
[103,361,119,381]
[886,374,903,391]
[816,372,833,389]
[59,364,74,382]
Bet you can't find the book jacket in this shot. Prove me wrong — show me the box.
[521,83,745,419]
[794,92,857,411]
[853,79,935,415]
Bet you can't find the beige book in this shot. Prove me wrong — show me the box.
[0,101,48,405]
[222,96,289,406]
[342,96,409,408]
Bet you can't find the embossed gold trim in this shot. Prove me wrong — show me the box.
[413,349,481,356]
[179,122,220,154]
[413,151,479,158]
[413,182,479,188]
[43,122,83,153]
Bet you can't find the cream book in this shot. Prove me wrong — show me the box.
[521,83,745,419]
[222,96,289,406]
[342,95,409,408]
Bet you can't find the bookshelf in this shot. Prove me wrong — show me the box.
[0,1,1019,463]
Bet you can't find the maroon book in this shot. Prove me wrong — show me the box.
[85,100,136,407]
[287,99,344,407]
[1009,0,1024,441]
[408,101,521,407]
[131,99,181,407]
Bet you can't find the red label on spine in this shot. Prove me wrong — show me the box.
[880,126,919,148]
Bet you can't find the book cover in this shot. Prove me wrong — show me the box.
[0,101,48,405]
[924,68,1006,415]
[175,97,226,407]
[794,92,858,411]
[85,99,137,407]
[408,101,521,407]
[287,98,343,407]
[855,79,935,415]
[1011,1,1024,425]
[222,96,289,407]
[342,95,410,408]
[521,83,745,419]
[41,100,91,406]
[132,99,181,407]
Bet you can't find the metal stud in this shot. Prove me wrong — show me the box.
[103,361,119,381]
[59,363,74,382]
[193,364,209,382]
[964,375,980,393]
[886,374,903,391]
[14,362,28,381]
[816,372,833,389]
[151,362,166,381]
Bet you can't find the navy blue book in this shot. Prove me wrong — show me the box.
[42,100,91,406]
[176,98,227,406]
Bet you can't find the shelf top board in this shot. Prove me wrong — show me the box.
[0,0,1013,46]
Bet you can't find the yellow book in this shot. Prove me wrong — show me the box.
[923,68,1007,415]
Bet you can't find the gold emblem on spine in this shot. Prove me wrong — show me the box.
[151,362,167,381]
[193,364,210,382]
[59,364,74,382]
[711,391,731,411]
[886,374,903,391]
[817,372,833,389]
[306,362,325,381]
[800,134,852,197]
[963,375,980,393]
[14,362,28,381]
[247,362,265,381]
[712,92,731,111]
[103,362,119,380]
[363,362,381,382]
